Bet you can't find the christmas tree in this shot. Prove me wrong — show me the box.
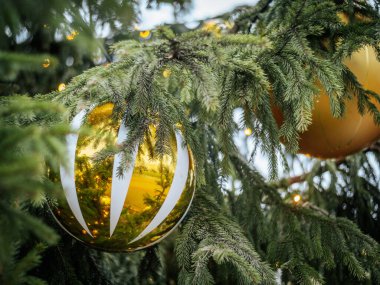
[1,0,380,284]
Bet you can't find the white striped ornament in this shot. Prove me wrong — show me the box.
[51,104,195,252]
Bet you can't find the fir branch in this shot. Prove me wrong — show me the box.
[176,193,276,285]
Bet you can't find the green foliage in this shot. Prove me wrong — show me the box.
[0,0,140,95]
[230,153,380,284]
[0,96,68,285]
[176,193,276,285]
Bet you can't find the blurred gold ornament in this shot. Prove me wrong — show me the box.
[57,83,66,92]
[163,68,171,78]
[42,58,50,68]
[139,30,151,39]
[244,128,252,136]
[49,103,195,252]
[273,46,380,159]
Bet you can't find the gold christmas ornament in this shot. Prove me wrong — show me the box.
[273,46,380,159]
[49,103,195,252]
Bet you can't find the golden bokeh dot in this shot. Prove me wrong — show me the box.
[139,30,151,39]
[293,194,302,203]
[66,34,75,41]
[163,69,172,78]
[57,83,66,92]
[100,196,111,206]
[66,30,79,41]
[42,58,50,68]
[244,128,252,136]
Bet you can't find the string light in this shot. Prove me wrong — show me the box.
[139,30,151,39]
[293,194,302,203]
[57,83,66,92]
[42,58,50,68]
[163,68,171,78]
[244,128,252,136]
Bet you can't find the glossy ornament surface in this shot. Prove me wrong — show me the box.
[49,103,195,252]
[273,46,380,159]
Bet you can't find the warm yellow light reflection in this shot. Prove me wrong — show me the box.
[293,194,302,203]
[244,128,252,136]
[66,30,79,41]
[42,58,50,68]
[57,83,66,92]
[163,69,171,78]
[100,196,111,205]
[139,30,151,39]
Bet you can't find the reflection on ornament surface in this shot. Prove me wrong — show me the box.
[273,46,380,159]
[50,104,195,252]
